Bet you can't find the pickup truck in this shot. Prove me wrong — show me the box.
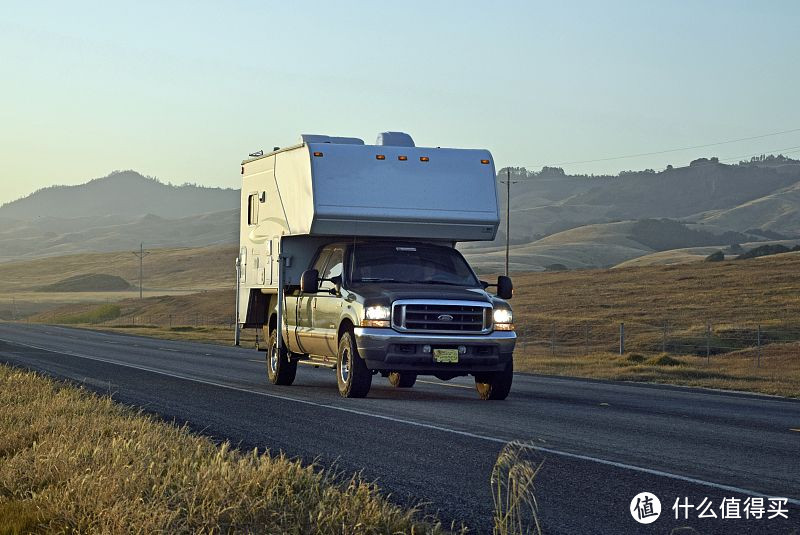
[266,240,516,399]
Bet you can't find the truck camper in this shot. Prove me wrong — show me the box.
[238,132,516,399]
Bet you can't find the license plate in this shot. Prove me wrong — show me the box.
[433,348,459,363]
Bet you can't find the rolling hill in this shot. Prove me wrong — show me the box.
[0,170,238,220]
[0,171,239,261]
[3,157,800,270]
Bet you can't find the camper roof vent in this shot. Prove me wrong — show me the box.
[301,134,364,145]
[376,132,415,147]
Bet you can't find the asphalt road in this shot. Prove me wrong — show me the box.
[1,322,798,534]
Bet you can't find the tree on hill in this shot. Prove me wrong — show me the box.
[736,244,791,260]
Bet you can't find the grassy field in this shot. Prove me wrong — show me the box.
[0,245,236,318]
[11,250,800,397]
[511,251,800,326]
[0,365,450,534]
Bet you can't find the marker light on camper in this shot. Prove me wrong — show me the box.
[313,151,324,157]
[398,155,408,161]
[481,159,490,164]
[376,154,386,160]
[419,156,430,162]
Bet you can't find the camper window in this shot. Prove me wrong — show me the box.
[247,194,259,225]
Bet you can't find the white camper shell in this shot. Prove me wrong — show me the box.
[239,133,499,301]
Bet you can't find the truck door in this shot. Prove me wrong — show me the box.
[296,247,331,356]
[314,246,345,357]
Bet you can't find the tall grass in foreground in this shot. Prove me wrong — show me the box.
[0,366,449,534]
[491,443,542,535]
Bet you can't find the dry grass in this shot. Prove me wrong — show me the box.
[511,252,800,326]
[0,365,450,534]
[0,245,236,294]
[15,251,800,397]
[515,344,800,398]
[491,444,542,535]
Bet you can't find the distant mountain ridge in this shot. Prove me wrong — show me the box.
[0,170,238,220]
[3,159,800,269]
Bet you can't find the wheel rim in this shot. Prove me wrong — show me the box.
[340,347,351,384]
[269,343,278,374]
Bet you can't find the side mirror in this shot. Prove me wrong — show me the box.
[301,269,319,293]
[497,275,513,300]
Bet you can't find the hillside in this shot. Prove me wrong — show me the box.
[481,158,800,249]
[697,180,800,234]
[0,210,237,262]
[2,158,800,269]
[462,218,781,272]
[0,245,237,294]
[0,171,238,220]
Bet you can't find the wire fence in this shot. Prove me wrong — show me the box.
[106,314,237,329]
[515,321,800,365]
[30,312,800,365]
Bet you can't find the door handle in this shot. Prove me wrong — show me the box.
[313,297,317,309]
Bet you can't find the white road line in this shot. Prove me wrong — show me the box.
[2,335,798,506]
[158,347,181,352]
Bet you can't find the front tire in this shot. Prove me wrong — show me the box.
[267,329,297,386]
[337,331,372,398]
[474,360,513,400]
[388,372,417,388]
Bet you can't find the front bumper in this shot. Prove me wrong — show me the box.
[354,327,516,373]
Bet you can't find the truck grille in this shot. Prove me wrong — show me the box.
[392,300,492,334]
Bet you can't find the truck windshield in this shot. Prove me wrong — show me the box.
[350,244,478,286]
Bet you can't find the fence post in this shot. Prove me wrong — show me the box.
[757,324,762,368]
[550,323,556,356]
[619,322,625,355]
[584,323,590,356]
[169,314,172,329]
[706,322,711,363]
[662,322,667,353]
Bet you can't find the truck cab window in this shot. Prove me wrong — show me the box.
[320,248,344,291]
[311,249,331,276]
[247,194,259,225]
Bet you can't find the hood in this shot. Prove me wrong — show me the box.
[349,283,494,306]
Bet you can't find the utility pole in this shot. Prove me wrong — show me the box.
[132,243,150,299]
[500,168,518,277]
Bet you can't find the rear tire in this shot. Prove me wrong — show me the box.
[337,331,372,398]
[388,372,417,388]
[475,360,513,400]
[267,330,297,386]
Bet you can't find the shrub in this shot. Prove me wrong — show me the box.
[705,251,724,262]
[736,244,790,260]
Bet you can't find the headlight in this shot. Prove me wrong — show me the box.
[365,305,390,320]
[493,308,514,331]
[362,305,391,328]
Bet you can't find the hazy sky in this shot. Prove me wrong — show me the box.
[1,1,799,204]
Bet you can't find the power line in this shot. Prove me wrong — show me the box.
[523,127,800,168]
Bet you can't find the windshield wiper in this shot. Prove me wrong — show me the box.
[353,277,401,283]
